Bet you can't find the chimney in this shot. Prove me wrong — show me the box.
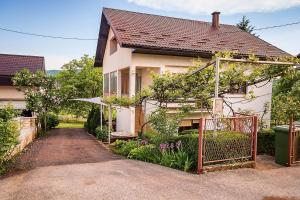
[211,11,220,28]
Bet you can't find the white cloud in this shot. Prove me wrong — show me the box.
[126,0,300,15]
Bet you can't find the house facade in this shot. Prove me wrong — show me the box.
[94,8,291,135]
[0,54,45,113]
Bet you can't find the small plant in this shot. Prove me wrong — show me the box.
[111,140,138,157]
[128,144,161,163]
[95,126,109,142]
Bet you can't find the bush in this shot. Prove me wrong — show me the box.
[179,129,198,135]
[95,126,109,142]
[0,106,19,174]
[111,140,138,156]
[40,113,59,131]
[85,107,104,135]
[257,129,275,155]
[128,144,161,163]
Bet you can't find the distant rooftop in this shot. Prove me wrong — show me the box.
[95,8,291,66]
[0,54,45,76]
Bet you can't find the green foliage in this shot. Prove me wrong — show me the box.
[148,108,188,136]
[0,106,19,174]
[85,107,102,135]
[95,126,109,142]
[0,104,19,122]
[272,68,300,125]
[111,140,138,157]
[41,113,59,131]
[257,129,275,156]
[128,144,161,163]
[57,55,102,117]
[13,68,62,132]
[160,149,193,172]
[236,16,256,35]
[179,129,198,135]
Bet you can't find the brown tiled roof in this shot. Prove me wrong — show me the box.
[0,54,45,76]
[95,8,291,66]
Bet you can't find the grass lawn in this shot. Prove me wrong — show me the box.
[56,122,85,128]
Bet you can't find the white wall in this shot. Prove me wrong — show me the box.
[223,81,273,128]
[102,28,132,74]
[116,107,131,132]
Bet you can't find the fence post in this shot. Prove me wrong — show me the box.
[198,118,204,174]
[252,116,258,167]
[288,114,293,167]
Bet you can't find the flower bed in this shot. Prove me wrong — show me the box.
[110,130,249,172]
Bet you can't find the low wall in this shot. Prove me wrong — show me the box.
[11,117,37,156]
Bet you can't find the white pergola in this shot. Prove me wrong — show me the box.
[72,97,114,143]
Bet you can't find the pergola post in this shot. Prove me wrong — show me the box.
[108,105,112,144]
[198,118,205,174]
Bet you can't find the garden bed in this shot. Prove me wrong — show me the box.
[109,130,252,173]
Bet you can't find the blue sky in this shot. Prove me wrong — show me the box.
[0,0,300,70]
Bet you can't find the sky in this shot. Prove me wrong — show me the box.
[0,0,300,70]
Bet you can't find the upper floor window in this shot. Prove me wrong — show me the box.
[110,37,118,55]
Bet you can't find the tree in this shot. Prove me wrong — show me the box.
[236,16,256,35]
[272,68,300,125]
[56,55,102,117]
[13,69,62,132]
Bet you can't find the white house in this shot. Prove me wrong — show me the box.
[94,8,291,135]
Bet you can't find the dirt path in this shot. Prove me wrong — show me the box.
[9,128,120,172]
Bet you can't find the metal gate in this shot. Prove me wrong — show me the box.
[288,115,300,166]
[198,116,258,173]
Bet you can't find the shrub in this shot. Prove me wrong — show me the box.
[40,113,59,131]
[85,107,105,135]
[111,140,138,156]
[257,129,275,156]
[0,119,19,174]
[95,126,109,142]
[148,108,183,136]
[179,129,198,135]
[128,144,161,163]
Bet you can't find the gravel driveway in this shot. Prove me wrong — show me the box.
[0,128,299,200]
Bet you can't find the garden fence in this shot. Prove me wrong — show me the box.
[198,116,258,173]
[288,115,300,166]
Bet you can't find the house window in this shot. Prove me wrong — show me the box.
[121,70,129,95]
[229,83,247,94]
[110,37,118,55]
[110,71,117,94]
[104,73,109,94]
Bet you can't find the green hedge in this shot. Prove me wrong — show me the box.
[95,126,109,142]
[257,129,275,156]
[84,107,102,135]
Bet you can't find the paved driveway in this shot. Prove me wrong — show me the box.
[0,128,299,200]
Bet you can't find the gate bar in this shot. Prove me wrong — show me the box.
[288,114,293,167]
[198,118,204,174]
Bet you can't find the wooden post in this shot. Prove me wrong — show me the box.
[198,118,204,174]
[252,116,258,167]
[288,114,293,167]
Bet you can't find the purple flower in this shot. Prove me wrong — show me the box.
[176,140,182,150]
[159,143,167,152]
[141,139,148,145]
[170,143,174,149]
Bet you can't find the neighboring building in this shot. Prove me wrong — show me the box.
[94,8,291,134]
[0,54,45,112]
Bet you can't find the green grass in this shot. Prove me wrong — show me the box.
[56,122,84,128]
